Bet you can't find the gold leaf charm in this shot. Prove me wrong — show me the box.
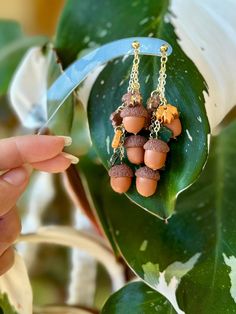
[112,129,122,148]
[156,104,179,124]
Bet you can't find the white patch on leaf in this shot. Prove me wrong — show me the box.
[186,129,193,141]
[9,47,51,128]
[139,240,148,252]
[169,0,236,131]
[0,252,33,314]
[142,253,201,314]
[223,253,236,303]
[106,136,110,155]
[197,116,202,123]
[139,17,150,25]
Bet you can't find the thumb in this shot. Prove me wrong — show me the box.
[0,165,32,217]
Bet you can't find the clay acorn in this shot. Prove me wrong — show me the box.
[108,164,133,194]
[135,166,160,197]
[164,117,182,138]
[143,139,170,170]
[124,135,147,165]
[120,105,148,134]
[155,104,182,138]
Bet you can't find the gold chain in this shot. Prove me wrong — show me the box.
[150,44,169,106]
[149,111,161,139]
[128,41,140,93]
[157,45,168,106]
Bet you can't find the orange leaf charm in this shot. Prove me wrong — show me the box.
[112,129,122,148]
[155,104,179,124]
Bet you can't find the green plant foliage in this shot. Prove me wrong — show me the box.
[102,281,175,314]
[80,121,236,313]
[55,0,210,219]
[0,20,47,96]
[0,293,18,314]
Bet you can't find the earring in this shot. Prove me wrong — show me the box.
[108,41,148,194]
[143,44,182,171]
[134,44,182,198]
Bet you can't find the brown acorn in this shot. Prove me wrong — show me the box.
[124,135,147,165]
[108,164,133,194]
[164,118,182,138]
[143,139,170,170]
[135,166,160,197]
[120,105,148,134]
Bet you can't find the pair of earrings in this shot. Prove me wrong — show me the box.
[108,41,182,198]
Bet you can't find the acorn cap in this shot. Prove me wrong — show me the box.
[120,105,148,118]
[143,139,170,153]
[135,166,160,181]
[108,164,133,178]
[122,92,142,105]
[124,135,147,148]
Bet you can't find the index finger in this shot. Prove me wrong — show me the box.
[0,135,71,170]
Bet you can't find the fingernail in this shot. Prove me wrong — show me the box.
[58,136,72,147]
[61,152,79,164]
[2,167,29,186]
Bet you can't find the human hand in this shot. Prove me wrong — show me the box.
[0,135,78,275]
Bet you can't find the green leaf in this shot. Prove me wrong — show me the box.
[102,281,175,314]
[79,120,236,313]
[78,153,118,255]
[55,0,209,218]
[88,26,210,218]
[0,20,47,96]
[0,293,18,314]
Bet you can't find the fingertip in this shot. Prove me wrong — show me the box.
[31,153,74,173]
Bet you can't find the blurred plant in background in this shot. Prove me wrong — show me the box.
[0,0,236,313]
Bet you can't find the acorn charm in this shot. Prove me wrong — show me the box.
[155,104,182,138]
[120,104,148,134]
[108,164,133,194]
[144,139,170,170]
[164,117,182,138]
[124,135,147,165]
[135,166,160,197]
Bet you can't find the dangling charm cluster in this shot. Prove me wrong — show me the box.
[108,42,182,197]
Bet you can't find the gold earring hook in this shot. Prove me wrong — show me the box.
[127,41,141,94]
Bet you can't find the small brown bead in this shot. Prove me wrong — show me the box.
[164,118,182,138]
[110,177,132,194]
[147,95,160,109]
[122,92,142,106]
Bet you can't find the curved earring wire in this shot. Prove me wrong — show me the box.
[37,37,172,134]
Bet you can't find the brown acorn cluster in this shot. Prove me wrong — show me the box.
[109,91,182,197]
